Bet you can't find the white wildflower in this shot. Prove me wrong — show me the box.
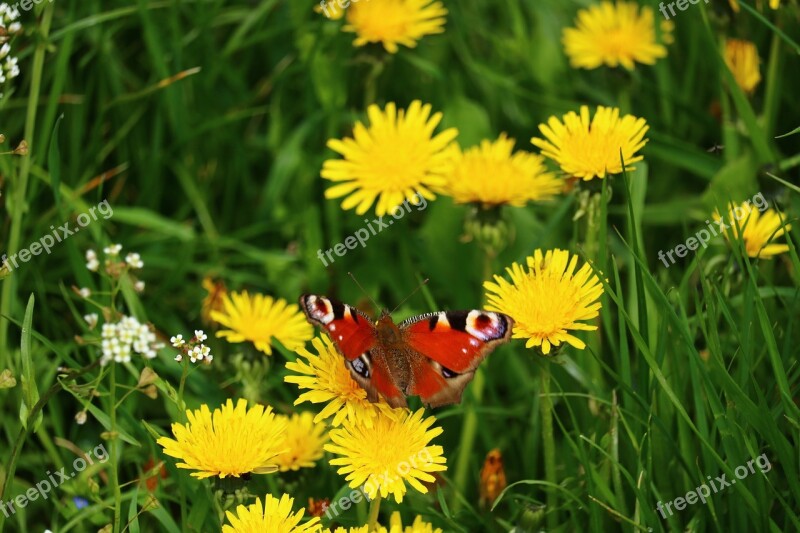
[85,250,99,272]
[84,313,99,329]
[98,315,160,366]
[125,252,144,269]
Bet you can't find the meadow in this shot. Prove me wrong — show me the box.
[0,0,799,532]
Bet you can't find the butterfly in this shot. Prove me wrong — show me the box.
[299,294,514,408]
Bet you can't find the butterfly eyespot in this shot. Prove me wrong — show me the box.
[350,353,371,378]
[441,366,458,379]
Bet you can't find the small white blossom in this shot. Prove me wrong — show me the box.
[0,4,20,94]
[103,243,123,256]
[84,313,99,329]
[125,252,144,269]
[75,411,87,425]
[171,328,213,365]
[85,250,99,272]
[78,287,91,299]
[97,315,160,366]
[134,280,146,292]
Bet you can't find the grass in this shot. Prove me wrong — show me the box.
[1,0,799,531]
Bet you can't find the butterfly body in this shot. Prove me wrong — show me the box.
[300,295,513,408]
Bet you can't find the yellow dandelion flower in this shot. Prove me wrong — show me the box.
[211,291,313,355]
[484,249,604,355]
[325,527,374,533]
[388,511,442,533]
[443,134,563,207]
[714,202,792,258]
[729,0,781,12]
[325,409,447,503]
[285,335,394,427]
[274,412,328,472]
[222,494,321,533]
[531,106,649,181]
[323,512,440,533]
[563,2,672,70]
[343,0,447,53]
[322,100,458,216]
[724,39,761,94]
[157,399,287,479]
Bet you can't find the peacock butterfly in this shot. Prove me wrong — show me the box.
[299,294,514,408]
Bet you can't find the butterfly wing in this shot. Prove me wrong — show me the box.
[399,310,513,407]
[299,295,406,407]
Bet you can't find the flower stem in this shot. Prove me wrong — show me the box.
[177,356,190,413]
[451,368,484,513]
[540,361,557,530]
[366,492,382,531]
[451,250,495,512]
[0,4,55,363]
[109,364,122,533]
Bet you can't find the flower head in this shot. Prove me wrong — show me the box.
[125,252,144,269]
[325,409,447,503]
[563,2,672,70]
[222,494,320,533]
[443,134,563,207]
[322,100,458,216]
[386,512,443,533]
[274,412,328,472]
[0,3,21,94]
[84,313,99,330]
[531,106,649,180]
[157,399,287,479]
[99,315,161,365]
[211,291,313,355]
[86,250,99,271]
[724,39,761,94]
[714,202,792,258]
[285,335,394,427]
[484,249,604,355]
[323,512,441,533]
[343,0,447,53]
[171,329,213,364]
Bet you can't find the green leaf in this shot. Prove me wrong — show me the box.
[19,294,41,431]
[47,114,65,210]
[776,125,800,139]
[127,484,141,533]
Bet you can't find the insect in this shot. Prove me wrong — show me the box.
[299,294,514,408]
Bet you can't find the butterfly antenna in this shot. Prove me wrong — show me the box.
[347,272,381,314]
[390,278,430,315]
